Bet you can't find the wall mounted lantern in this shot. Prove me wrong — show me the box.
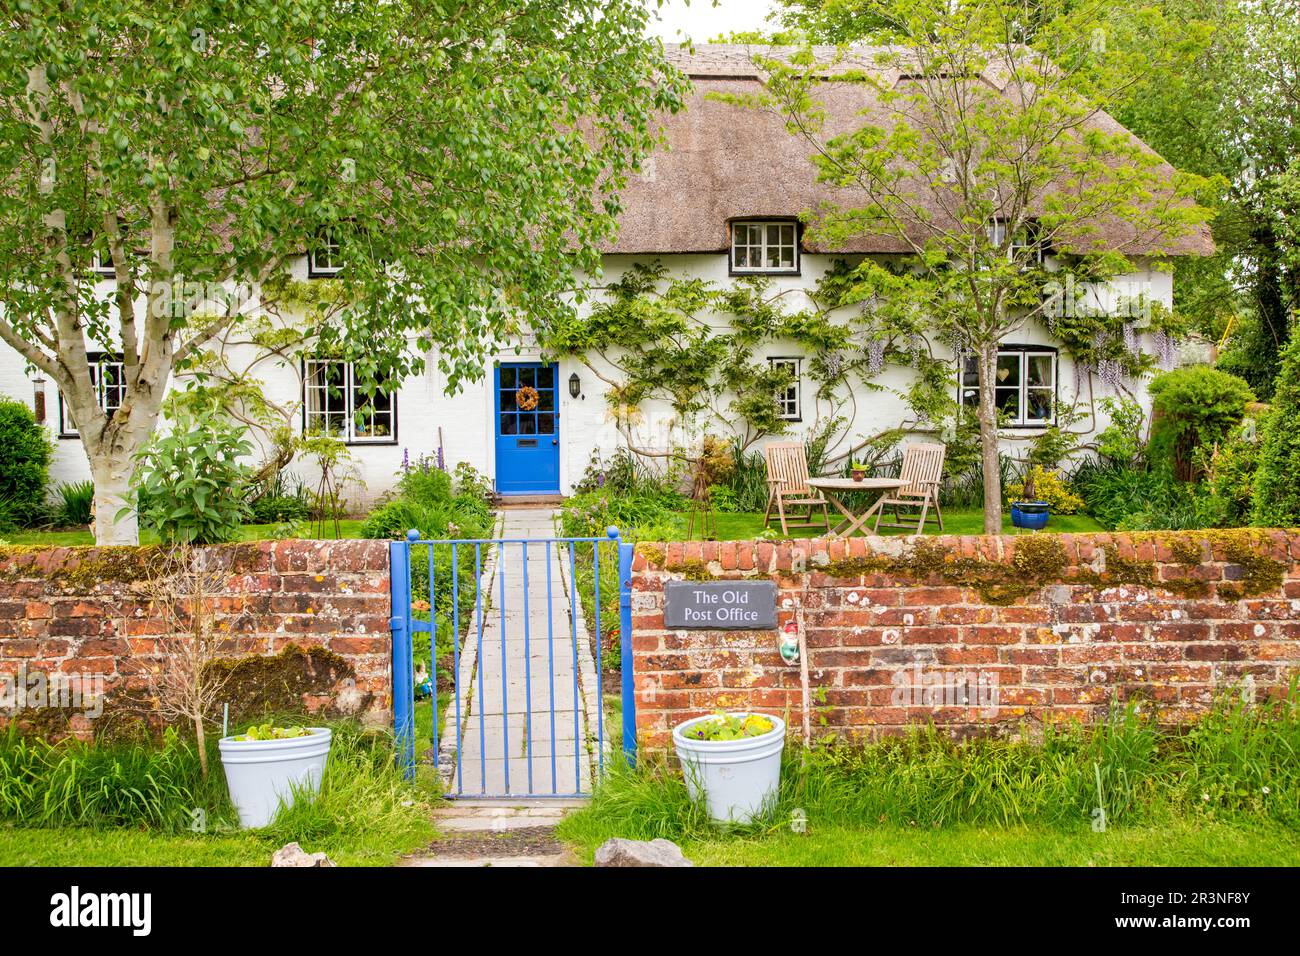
[568,372,582,399]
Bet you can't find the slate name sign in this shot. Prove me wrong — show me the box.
[663,580,778,630]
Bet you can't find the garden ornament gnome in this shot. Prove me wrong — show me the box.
[778,620,800,664]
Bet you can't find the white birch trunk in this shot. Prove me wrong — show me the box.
[977,341,1004,535]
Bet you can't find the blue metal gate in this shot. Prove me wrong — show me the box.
[388,526,636,798]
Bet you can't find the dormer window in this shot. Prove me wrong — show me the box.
[90,250,116,277]
[731,220,798,274]
[986,218,1043,264]
[309,229,343,277]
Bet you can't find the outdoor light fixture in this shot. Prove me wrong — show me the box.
[569,372,581,399]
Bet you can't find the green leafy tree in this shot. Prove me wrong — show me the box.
[0,0,685,543]
[1102,0,1300,396]
[739,0,1210,532]
[1251,333,1300,527]
[1147,365,1254,482]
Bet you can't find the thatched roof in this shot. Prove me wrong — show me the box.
[604,45,1214,258]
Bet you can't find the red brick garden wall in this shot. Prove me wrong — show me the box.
[629,530,1300,747]
[0,540,392,737]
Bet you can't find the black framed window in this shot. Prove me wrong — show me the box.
[308,229,343,277]
[960,346,1057,427]
[59,353,125,437]
[303,359,396,443]
[732,220,799,274]
[769,357,802,421]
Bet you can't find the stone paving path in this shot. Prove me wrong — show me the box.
[437,508,600,798]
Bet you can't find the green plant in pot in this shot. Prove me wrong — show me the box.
[1010,466,1050,530]
[219,722,332,828]
[672,711,785,824]
[849,461,870,482]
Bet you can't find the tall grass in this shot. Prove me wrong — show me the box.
[257,722,435,849]
[0,726,223,831]
[51,479,95,527]
[941,452,1016,508]
[561,687,1300,848]
[0,719,435,844]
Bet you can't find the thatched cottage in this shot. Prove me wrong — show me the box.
[0,45,1212,503]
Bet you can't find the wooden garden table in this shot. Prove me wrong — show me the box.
[807,477,908,538]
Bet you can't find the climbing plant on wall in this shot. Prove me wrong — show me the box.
[542,260,963,468]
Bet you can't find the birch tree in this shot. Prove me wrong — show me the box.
[0,0,684,542]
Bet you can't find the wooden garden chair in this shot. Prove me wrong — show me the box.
[762,442,831,536]
[873,442,946,534]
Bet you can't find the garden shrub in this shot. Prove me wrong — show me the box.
[246,472,312,524]
[397,458,453,507]
[361,458,494,684]
[1147,366,1255,481]
[558,488,684,540]
[451,461,493,501]
[133,407,253,544]
[1071,459,1222,531]
[360,457,493,543]
[1251,332,1300,527]
[1200,419,1262,527]
[1004,465,1085,514]
[1093,396,1146,466]
[0,396,52,530]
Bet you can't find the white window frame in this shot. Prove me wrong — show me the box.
[959,347,1057,427]
[308,230,343,277]
[59,354,125,436]
[90,250,116,277]
[731,220,799,274]
[986,218,1042,264]
[769,357,802,421]
[303,359,395,443]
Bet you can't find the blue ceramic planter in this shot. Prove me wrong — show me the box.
[1011,501,1051,530]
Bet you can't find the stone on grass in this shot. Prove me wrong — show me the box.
[594,837,692,867]
[271,842,336,868]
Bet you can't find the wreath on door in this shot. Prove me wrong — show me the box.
[515,385,540,411]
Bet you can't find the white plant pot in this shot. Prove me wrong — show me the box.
[672,713,785,824]
[218,728,332,829]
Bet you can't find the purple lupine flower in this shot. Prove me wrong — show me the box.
[436,446,445,471]
[401,447,410,473]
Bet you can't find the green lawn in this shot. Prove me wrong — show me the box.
[0,818,437,867]
[561,818,1300,867]
[684,507,1104,541]
[5,519,367,547]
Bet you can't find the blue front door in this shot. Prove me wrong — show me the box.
[494,362,560,495]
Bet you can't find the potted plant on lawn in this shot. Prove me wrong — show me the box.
[1009,467,1051,531]
[672,711,785,823]
[218,723,333,828]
